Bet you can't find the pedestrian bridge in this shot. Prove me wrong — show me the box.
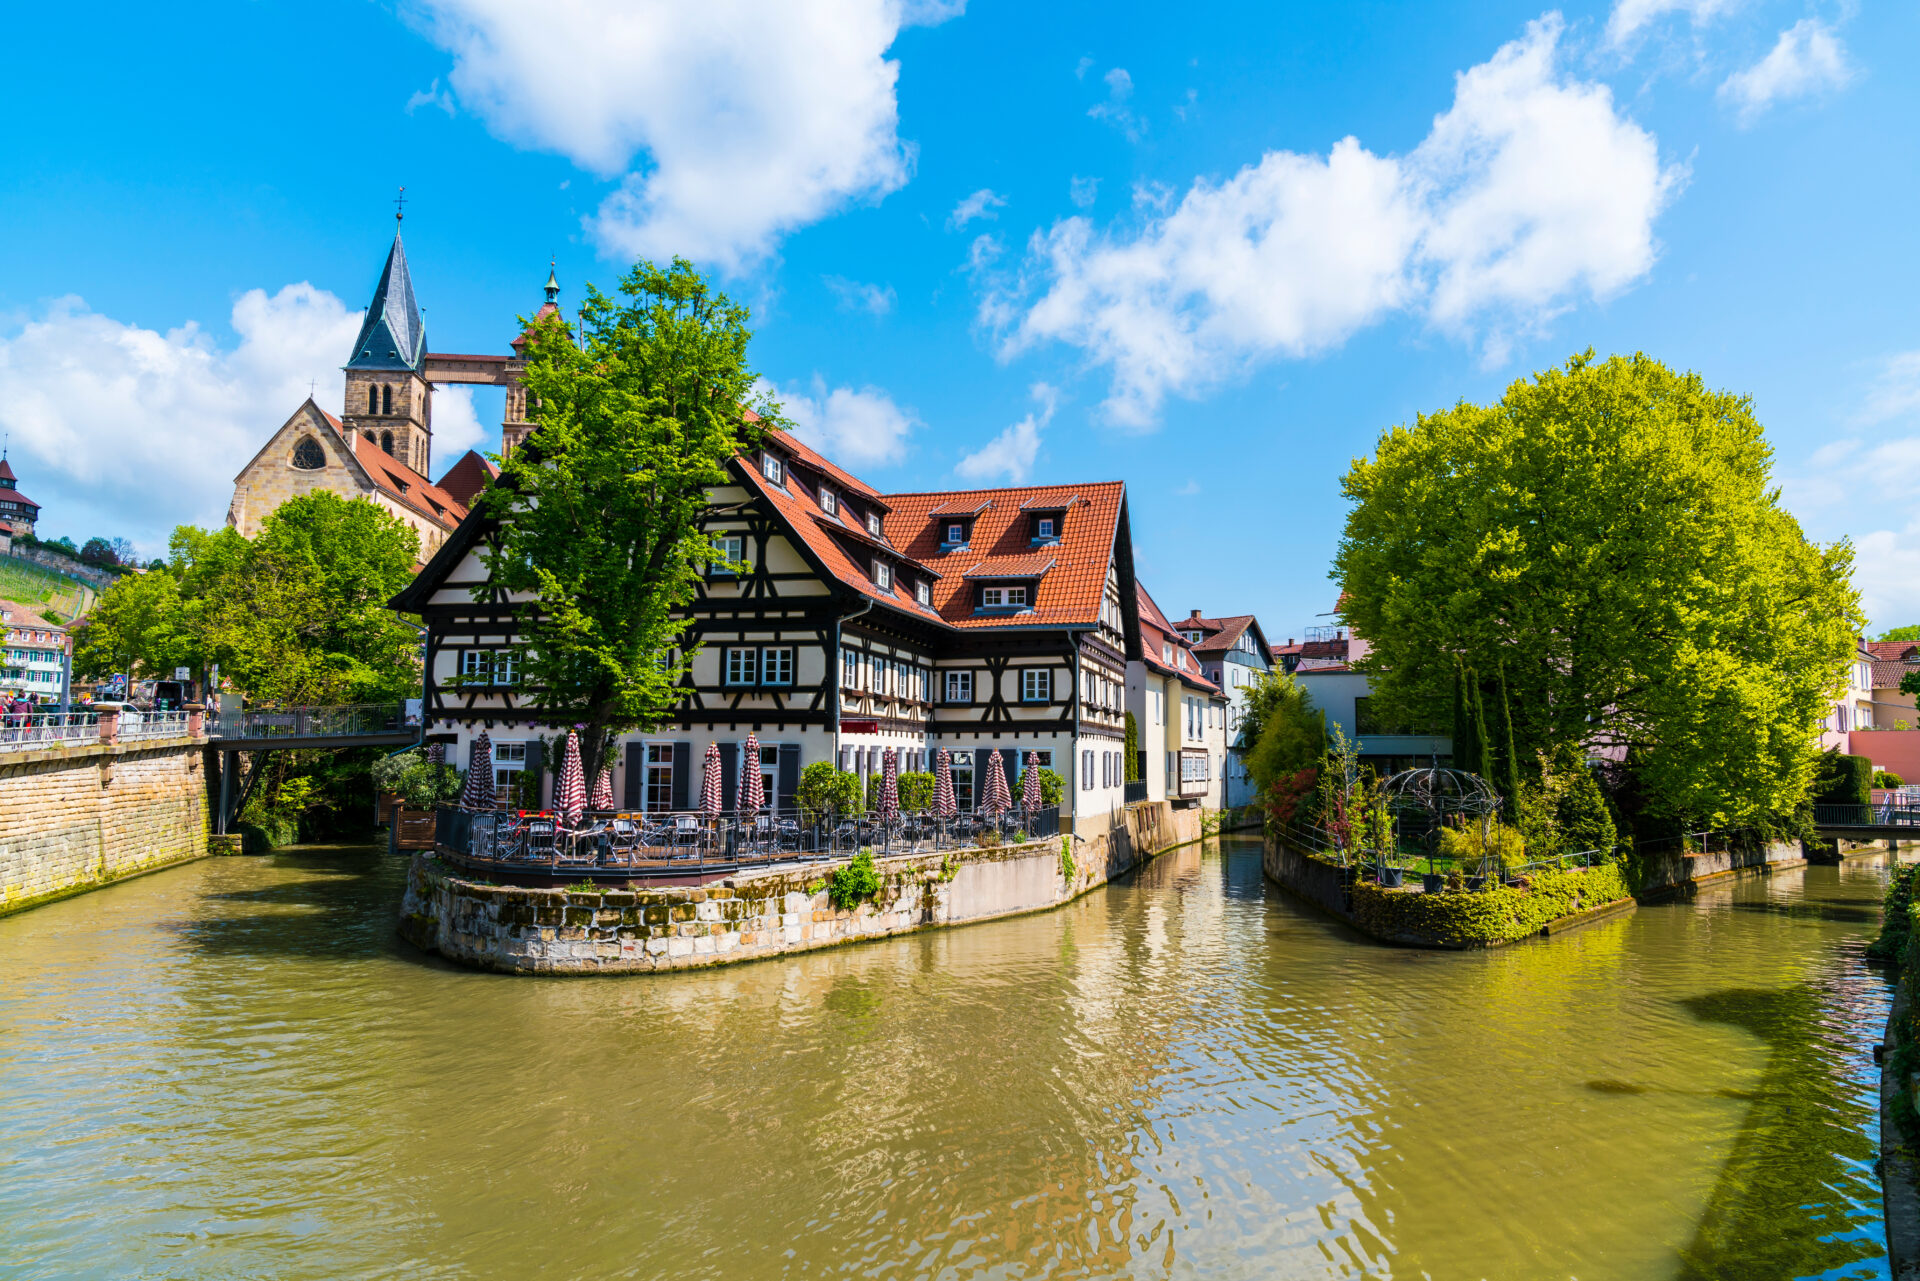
[207,703,419,752]
[1811,803,1920,842]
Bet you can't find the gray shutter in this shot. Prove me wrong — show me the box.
[974,748,990,806]
[719,741,738,810]
[623,742,642,810]
[525,738,546,810]
[778,745,799,813]
[672,741,691,810]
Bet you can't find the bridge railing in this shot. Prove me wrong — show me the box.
[0,711,101,753]
[1813,802,1920,829]
[206,703,410,742]
[118,710,190,742]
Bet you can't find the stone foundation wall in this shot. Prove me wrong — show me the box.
[0,738,209,917]
[400,801,1207,974]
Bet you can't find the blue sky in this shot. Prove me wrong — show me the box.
[4,0,1917,636]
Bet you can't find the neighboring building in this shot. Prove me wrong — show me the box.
[1125,587,1230,809]
[227,226,529,561]
[1821,637,1876,750]
[393,422,1196,834]
[1288,618,1451,775]
[0,454,41,542]
[1868,641,1920,731]
[1176,609,1275,805]
[1,602,68,705]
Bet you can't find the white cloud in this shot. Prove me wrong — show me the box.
[0,286,361,547]
[956,383,1055,483]
[947,188,1005,231]
[824,275,896,316]
[1718,19,1852,125]
[415,0,961,272]
[1605,0,1740,48]
[405,78,456,115]
[1849,521,1920,632]
[431,385,491,459]
[1069,175,1100,209]
[770,375,915,467]
[1860,351,1920,425]
[989,17,1680,427]
[1088,67,1144,141]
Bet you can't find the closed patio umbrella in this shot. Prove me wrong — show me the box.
[934,748,957,819]
[555,729,587,827]
[879,748,900,822]
[1022,751,1043,812]
[982,749,1012,816]
[701,742,723,814]
[590,763,615,812]
[741,734,765,814]
[461,731,496,810]
[427,742,445,768]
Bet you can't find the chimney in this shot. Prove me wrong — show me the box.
[1188,609,1202,620]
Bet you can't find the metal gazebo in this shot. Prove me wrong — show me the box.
[1381,766,1501,885]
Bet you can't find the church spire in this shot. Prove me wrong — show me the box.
[544,260,560,306]
[346,226,426,372]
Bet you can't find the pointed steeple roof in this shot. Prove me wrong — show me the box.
[346,233,426,371]
[0,456,16,486]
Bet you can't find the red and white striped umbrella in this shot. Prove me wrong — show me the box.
[590,763,615,811]
[555,729,587,827]
[426,742,445,769]
[934,749,957,819]
[879,747,900,821]
[1022,751,1043,811]
[740,734,765,813]
[701,742,723,814]
[982,748,1012,816]
[461,731,496,810]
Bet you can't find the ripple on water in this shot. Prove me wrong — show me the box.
[0,838,1897,1280]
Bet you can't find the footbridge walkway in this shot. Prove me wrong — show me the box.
[209,703,419,834]
[1812,803,1920,843]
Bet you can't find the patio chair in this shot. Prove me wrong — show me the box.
[671,815,703,858]
[522,818,558,862]
[606,817,642,863]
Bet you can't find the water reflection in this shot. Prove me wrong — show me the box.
[0,837,1897,1279]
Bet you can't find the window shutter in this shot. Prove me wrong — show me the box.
[778,745,800,812]
[525,739,546,810]
[672,741,691,810]
[974,748,990,803]
[623,742,642,810]
[719,741,738,810]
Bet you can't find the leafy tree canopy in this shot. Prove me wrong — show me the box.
[1879,625,1920,642]
[1243,670,1326,797]
[479,258,771,785]
[1335,350,1861,829]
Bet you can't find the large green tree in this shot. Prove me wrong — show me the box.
[478,258,770,785]
[1335,351,1860,830]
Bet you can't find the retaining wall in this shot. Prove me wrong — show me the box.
[0,737,210,917]
[400,800,1205,974]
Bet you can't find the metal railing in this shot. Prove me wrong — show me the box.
[0,711,101,752]
[1813,803,1920,829]
[117,710,191,742]
[206,702,409,741]
[435,803,1061,877]
[1123,780,1148,804]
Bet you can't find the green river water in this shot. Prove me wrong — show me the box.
[0,835,1898,1280]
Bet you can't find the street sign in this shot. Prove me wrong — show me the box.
[173,667,190,680]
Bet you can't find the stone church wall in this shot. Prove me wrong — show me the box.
[0,737,210,918]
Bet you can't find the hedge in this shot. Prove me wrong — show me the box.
[1815,751,1874,808]
[1350,862,1633,948]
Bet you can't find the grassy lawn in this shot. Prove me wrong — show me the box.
[0,556,94,620]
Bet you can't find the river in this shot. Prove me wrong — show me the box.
[0,835,1897,1280]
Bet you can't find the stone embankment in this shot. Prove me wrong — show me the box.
[0,708,211,918]
[1262,826,1807,949]
[399,801,1205,974]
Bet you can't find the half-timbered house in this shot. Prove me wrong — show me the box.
[390,422,1161,834]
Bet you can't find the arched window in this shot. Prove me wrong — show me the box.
[380,431,395,456]
[382,385,393,415]
[291,436,327,470]
[367,385,378,415]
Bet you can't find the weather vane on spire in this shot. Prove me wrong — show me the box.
[395,186,406,225]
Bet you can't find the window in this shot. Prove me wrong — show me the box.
[1035,517,1056,539]
[382,385,393,415]
[460,651,491,681]
[366,385,378,415]
[843,649,859,687]
[1162,643,1173,663]
[873,561,893,590]
[380,430,395,456]
[645,743,675,812]
[945,671,973,703]
[494,653,519,685]
[945,522,967,544]
[712,535,745,574]
[867,512,884,538]
[762,647,794,686]
[724,648,757,686]
[291,436,326,470]
[1082,750,1094,790]
[820,488,837,515]
[915,580,930,606]
[981,586,1028,609]
[749,741,780,808]
[493,741,529,807]
[761,452,784,485]
[1021,669,1051,702]
[952,762,975,811]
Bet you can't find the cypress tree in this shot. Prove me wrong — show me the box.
[1469,669,1494,786]
[1498,659,1521,820]
[1451,657,1468,770]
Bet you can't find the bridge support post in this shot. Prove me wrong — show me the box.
[217,750,234,835]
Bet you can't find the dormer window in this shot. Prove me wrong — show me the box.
[915,580,930,606]
[820,488,837,515]
[1035,517,1056,540]
[761,452,785,485]
[873,560,893,590]
[866,512,883,538]
[981,585,1027,608]
[1162,643,1173,663]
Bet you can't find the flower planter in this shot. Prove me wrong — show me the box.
[1466,875,1487,891]
[1421,873,1445,894]
[1379,866,1405,888]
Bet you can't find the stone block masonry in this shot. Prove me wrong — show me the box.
[0,738,209,918]
[400,801,1207,974]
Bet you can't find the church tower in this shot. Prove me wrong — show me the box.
[340,226,433,476]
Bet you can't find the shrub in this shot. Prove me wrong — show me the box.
[1875,769,1905,791]
[827,850,881,911]
[975,830,1001,849]
[798,762,862,822]
[1013,767,1065,807]
[898,770,935,812]
[370,749,462,809]
[1059,835,1076,883]
[1813,750,1873,807]
[1351,862,1632,947]
[1438,819,1526,872]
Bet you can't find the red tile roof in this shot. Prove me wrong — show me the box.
[1135,584,1220,694]
[1185,612,1264,658]
[960,553,1058,579]
[349,434,469,532]
[434,450,499,510]
[1869,641,1920,662]
[0,599,65,633]
[885,482,1125,630]
[760,425,888,506]
[929,497,995,516]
